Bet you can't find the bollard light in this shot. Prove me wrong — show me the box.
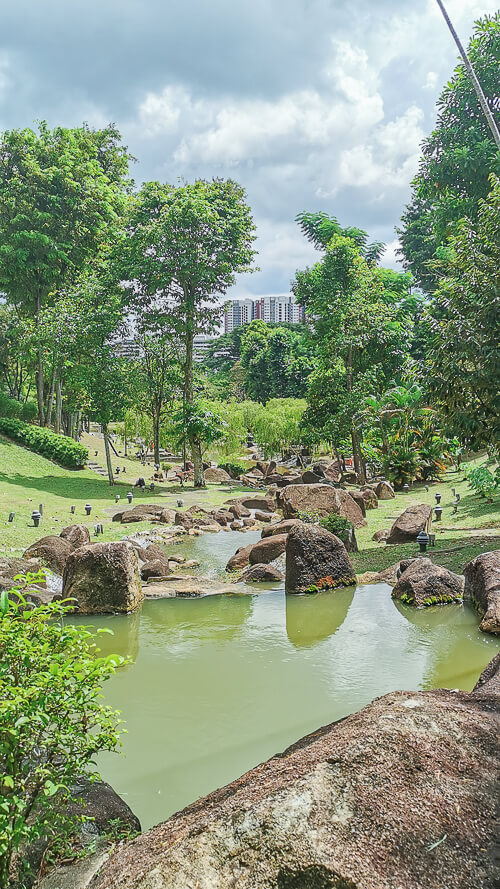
[31,510,41,528]
[8,512,15,522]
[150,483,155,492]
[435,492,442,504]
[115,494,120,503]
[416,530,429,553]
[85,503,92,516]
[424,484,429,493]
[452,503,458,514]
[39,503,44,516]
[428,532,436,547]
[177,498,184,508]
[115,467,120,475]
[95,450,98,457]
[98,522,104,534]
[403,484,409,494]
[434,505,443,521]
[70,505,76,514]
[127,492,133,504]
[455,493,461,502]
[94,524,100,537]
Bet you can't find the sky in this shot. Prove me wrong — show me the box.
[0,0,498,299]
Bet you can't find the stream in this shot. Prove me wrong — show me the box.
[71,528,500,830]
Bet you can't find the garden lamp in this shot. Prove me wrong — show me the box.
[416,530,429,553]
[85,503,92,516]
[434,505,443,521]
[31,510,41,528]
[435,492,442,504]
[127,491,133,504]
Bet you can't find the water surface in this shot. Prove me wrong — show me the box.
[74,533,499,830]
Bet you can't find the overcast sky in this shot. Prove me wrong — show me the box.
[1,0,498,298]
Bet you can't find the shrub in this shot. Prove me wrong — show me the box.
[0,582,125,887]
[467,465,498,498]
[318,514,353,543]
[161,462,172,473]
[0,391,22,419]
[218,455,247,478]
[0,418,88,468]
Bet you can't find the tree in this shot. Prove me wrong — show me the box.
[398,13,500,292]
[0,306,34,403]
[240,320,317,403]
[133,335,183,465]
[423,174,500,453]
[0,585,124,887]
[295,211,385,264]
[293,235,412,481]
[0,122,132,425]
[121,179,256,486]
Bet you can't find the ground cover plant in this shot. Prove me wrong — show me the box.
[0,419,88,469]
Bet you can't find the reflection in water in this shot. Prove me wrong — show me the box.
[70,527,499,833]
[285,588,354,648]
[71,610,140,671]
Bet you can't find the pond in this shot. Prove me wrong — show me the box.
[73,530,499,831]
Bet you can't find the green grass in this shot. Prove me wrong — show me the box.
[349,455,500,576]
[0,434,250,557]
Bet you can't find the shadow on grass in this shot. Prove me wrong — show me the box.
[0,471,167,502]
[353,532,500,576]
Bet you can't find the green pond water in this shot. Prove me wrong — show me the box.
[73,529,499,831]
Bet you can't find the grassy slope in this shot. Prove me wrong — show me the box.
[1,432,498,575]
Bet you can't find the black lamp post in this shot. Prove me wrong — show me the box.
[434,505,443,521]
[8,512,15,523]
[31,510,41,528]
[416,530,429,553]
[403,484,410,494]
[435,492,442,504]
[85,503,92,516]
[115,494,120,503]
[127,491,133,504]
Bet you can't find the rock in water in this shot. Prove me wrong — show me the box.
[281,484,366,528]
[238,564,284,583]
[285,523,356,593]
[261,519,302,538]
[392,557,464,606]
[463,550,500,634]
[90,656,500,889]
[386,503,432,544]
[62,541,143,613]
[248,534,288,565]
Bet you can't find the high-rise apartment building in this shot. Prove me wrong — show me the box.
[224,294,304,333]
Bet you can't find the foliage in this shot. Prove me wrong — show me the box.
[0,391,37,423]
[398,13,500,292]
[0,417,88,468]
[218,457,247,477]
[120,178,256,485]
[295,211,385,265]
[250,398,307,459]
[0,585,124,887]
[171,401,226,458]
[423,174,500,452]
[465,465,498,498]
[318,514,354,542]
[239,320,317,403]
[0,306,34,403]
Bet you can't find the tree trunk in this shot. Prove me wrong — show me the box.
[345,345,366,484]
[73,410,81,441]
[44,362,57,428]
[35,292,45,426]
[103,424,115,486]
[54,376,63,434]
[183,289,205,488]
[153,414,160,466]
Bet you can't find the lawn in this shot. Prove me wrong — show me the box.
[1,432,498,576]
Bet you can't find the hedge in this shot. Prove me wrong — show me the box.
[0,418,88,469]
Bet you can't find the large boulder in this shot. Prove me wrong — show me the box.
[121,504,165,521]
[23,535,72,574]
[392,557,464,606]
[301,470,323,484]
[141,559,171,581]
[204,467,232,484]
[159,508,176,524]
[228,502,251,519]
[463,550,500,634]
[238,564,284,583]
[348,490,366,517]
[285,523,356,593]
[226,544,256,572]
[91,664,500,889]
[62,542,143,613]
[60,524,91,550]
[248,534,288,565]
[360,488,378,509]
[376,480,395,499]
[281,484,366,528]
[227,495,275,512]
[261,519,302,538]
[386,503,432,544]
[66,778,141,834]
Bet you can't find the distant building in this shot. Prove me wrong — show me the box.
[193,334,215,362]
[224,294,304,333]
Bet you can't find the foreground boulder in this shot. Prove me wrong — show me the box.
[62,542,143,613]
[386,503,432,544]
[226,495,275,512]
[463,550,500,634]
[60,524,91,550]
[392,557,464,606]
[281,484,366,528]
[285,523,356,594]
[23,535,72,574]
[91,658,500,889]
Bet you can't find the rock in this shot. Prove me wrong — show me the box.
[378,562,402,585]
[392,557,464,606]
[122,504,165,519]
[248,534,288,565]
[226,544,258,572]
[242,517,256,527]
[227,495,275,512]
[204,467,232,484]
[324,460,341,482]
[357,571,383,584]
[473,651,500,696]
[348,490,366,517]
[129,542,149,562]
[360,488,378,509]
[285,523,356,593]
[311,462,327,478]
[372,528,390,542]
[230,520,243,530]
[281,484,366,528]
[0,556,43,582]
[246,467,264,478]
[463,550,500,634]
[120,513,154,524]
[62,542,143,613]
[238,564,284,583]
[159,508,176,524]
[301,470,323,484]
[228,503,251,519]
[175,512,194,530]
[60,524,91,550]
[376,480,395,499]
[141,559,171,581]
[255,510,274,522]
[92,672,500,889]
[261,519,302,538]
[23,536,72,574]
[265,460,277,476]
[166,552,186,564]
[387,503,432,544]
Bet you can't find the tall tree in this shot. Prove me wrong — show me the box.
[133,335,183,465]
[0,122,132,425]
[120,179,256,486]
[398,13,500,292]
[295,211,385,264]
[240,320,317,403]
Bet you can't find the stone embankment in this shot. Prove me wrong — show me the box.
[89,654,500,889]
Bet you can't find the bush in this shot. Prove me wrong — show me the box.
[218,455,247,478]
[0,418,88,468]
[318,514,353,543]
[0,582,125,887]
[161,462,172,473]
[0,391,22,419]
[467,465,498,498]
